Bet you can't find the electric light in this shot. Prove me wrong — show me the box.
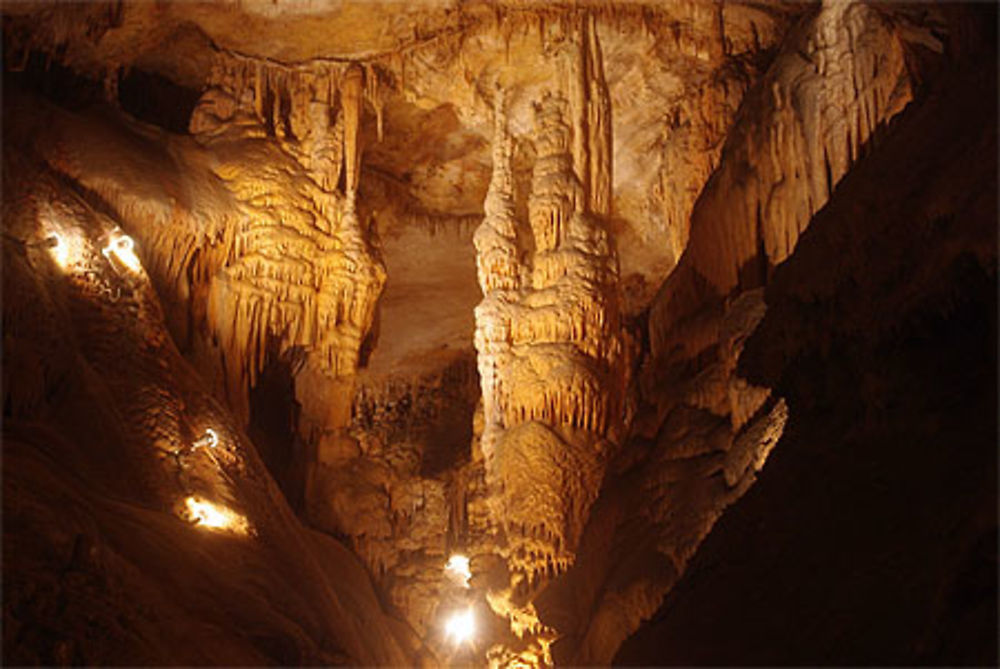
[45,232,85,271]
[444,608,476,645]
[102,231,142,273]
[47,234,70,269]
[184,496,250,535]
[193,428,219,450]
[445,553,472,588]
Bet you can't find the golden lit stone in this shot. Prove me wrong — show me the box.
[183,496,251,536]
[2,2,988,667]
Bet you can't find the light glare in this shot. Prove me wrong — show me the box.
[445,608,475,645]
[184,496,250,535]
[103,232,142,273]
[446,554,472,588]
[49,234,70,268]
[46,232,81,271]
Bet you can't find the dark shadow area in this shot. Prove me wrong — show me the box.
[419,355,479,477]
[248,343,307,512]
[350,352,480,479]
[618,263,997,666]
[3,51,104,111]
[118,68,201,134]
[615,23,998,664]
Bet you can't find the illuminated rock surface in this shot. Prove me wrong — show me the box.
[2,1,996,666]
[1,137,416,666]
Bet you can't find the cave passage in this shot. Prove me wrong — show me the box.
[1,2,996,667]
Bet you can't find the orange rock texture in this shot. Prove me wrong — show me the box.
[2,2,994,667]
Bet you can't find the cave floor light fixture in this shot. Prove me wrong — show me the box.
[102,230,142,273]
[177,428,252,536]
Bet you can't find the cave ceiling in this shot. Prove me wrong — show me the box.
[3,0,945,314]
[4,0,819,294]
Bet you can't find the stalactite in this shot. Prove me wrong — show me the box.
[177,53,389,425]
[564,13,613,220]
[361,63,386,143]
[196,51,396,215]
[584,13,612,217]
[685,0,913,297]
[254,62,264,119]
[341,64,364,205]
[568,16,590,208]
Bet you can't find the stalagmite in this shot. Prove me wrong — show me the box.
[6,3,984,667]
[472,19,624,655]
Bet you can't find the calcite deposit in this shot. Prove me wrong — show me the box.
[1,134,416,666]
[2,1,995,667]
[472,81,624,659]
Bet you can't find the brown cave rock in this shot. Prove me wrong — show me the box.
[2,2,996,666]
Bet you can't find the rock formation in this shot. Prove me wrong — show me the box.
[537,4,930,662]
[619,30,997,663]
[1,131,416,666]
[470,22,625,657]
[650,0,918,345]
[2,2,995,667]
[189,54,388,412]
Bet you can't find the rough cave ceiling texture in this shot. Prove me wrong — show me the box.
[2,1,996,667]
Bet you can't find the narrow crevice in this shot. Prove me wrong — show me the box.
[118,69,201,134]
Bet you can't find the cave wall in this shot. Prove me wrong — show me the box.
[617,17,997,662]
[2,1,995,666]
[528,3,943,662]
[1,135,418,666]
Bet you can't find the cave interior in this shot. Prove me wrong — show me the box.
[1,1,997,666]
